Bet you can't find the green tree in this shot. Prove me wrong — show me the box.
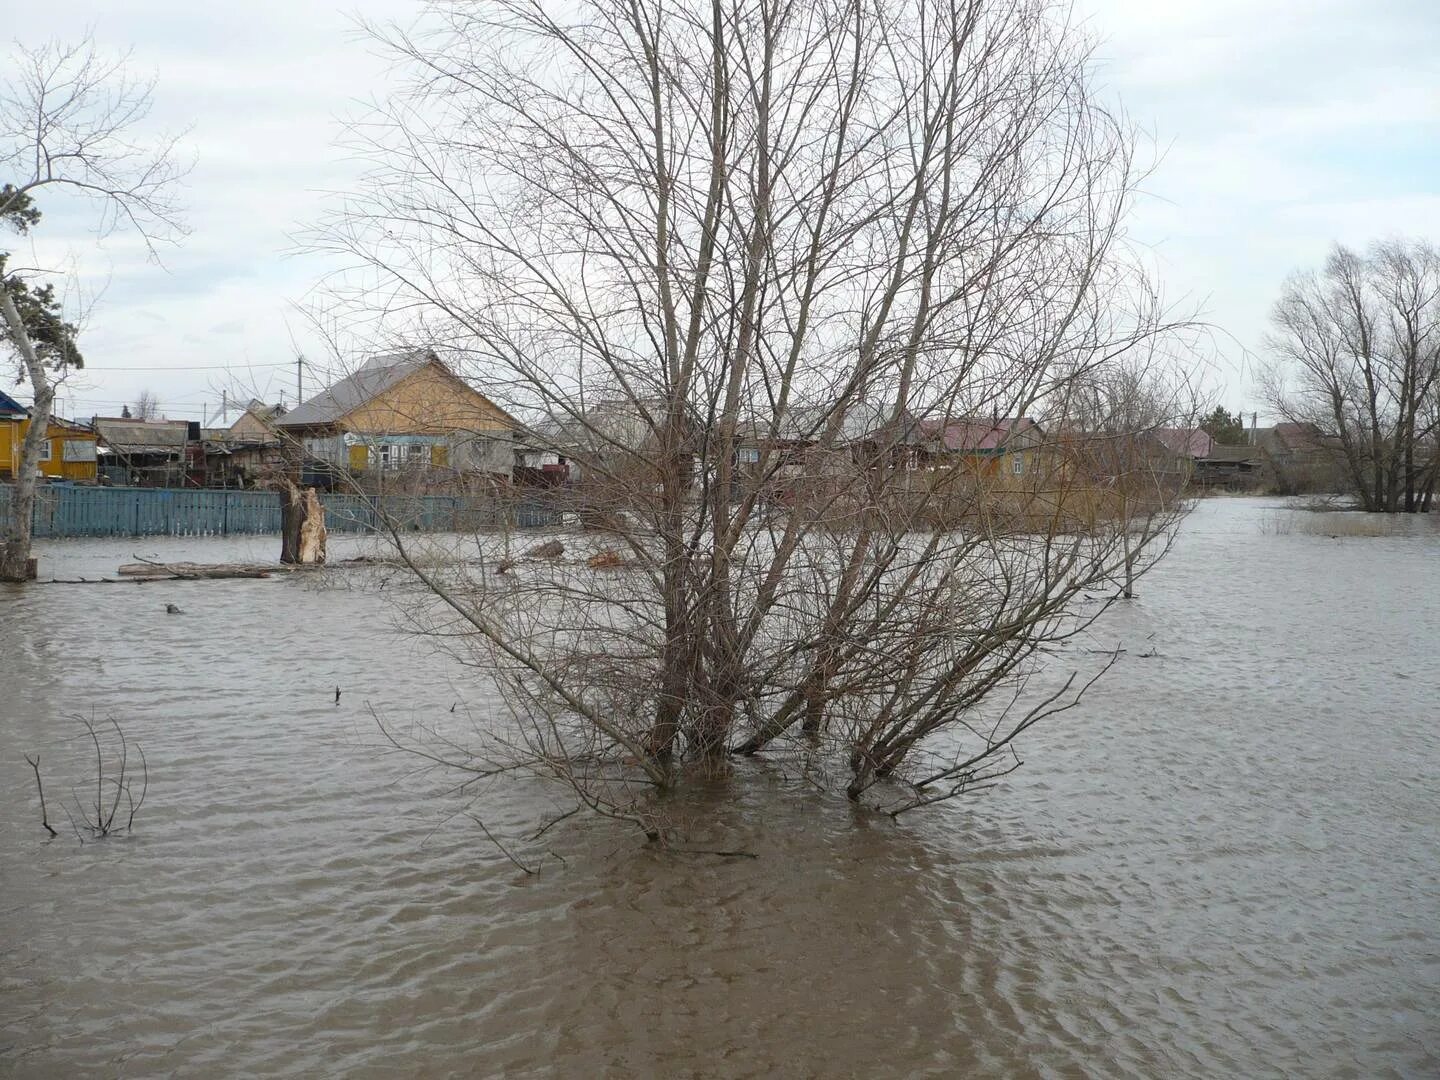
[1201,406,1247,445]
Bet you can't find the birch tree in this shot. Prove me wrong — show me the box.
[320,0,1199,833]
[0,40,186,581]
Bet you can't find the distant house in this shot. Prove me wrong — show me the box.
[205,400,287,443]
[1253,422,1345,493]
[93,417,197,486]
[275,349,519,484]
[918,416,1045,480]
[201,400,288,488]
[1153,427,1260,489]
[0,390,100,482]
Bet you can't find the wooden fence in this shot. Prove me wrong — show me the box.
[0,484,560,539]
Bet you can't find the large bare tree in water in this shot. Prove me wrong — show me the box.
[1264,239,1440,513]
[320,0,1199,834]
[0,40,186,582]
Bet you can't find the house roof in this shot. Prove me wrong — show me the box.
[276,349,436,428]
[770,402,926,446]
[919,416,1039,452]
[0,389,28,418]
[529,397,669,454]
[93,418,190,455]
[1153,427,1214,459]
[1271,421,1328,453]
[1203,443,1258,463]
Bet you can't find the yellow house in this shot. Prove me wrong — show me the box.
[276,349,519,478]
[0,392,99,481]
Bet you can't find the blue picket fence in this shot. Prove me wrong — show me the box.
[0,484,561,539]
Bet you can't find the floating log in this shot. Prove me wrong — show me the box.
[117,561,277,580]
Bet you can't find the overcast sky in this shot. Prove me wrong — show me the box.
[6,1,1438,424]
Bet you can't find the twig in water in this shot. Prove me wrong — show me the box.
[24,755,58,837]
[467,813,537,875]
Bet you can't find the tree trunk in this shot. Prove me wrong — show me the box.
[279,482,302,564]
[0,284,55,584]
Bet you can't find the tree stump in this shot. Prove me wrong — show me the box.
[281,481,327,565]
[298,487,328,565]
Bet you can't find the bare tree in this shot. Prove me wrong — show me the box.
[0,39,187,581]
[1264,239,1440,513]
[131,388,162,421]
[315,0,1199,835]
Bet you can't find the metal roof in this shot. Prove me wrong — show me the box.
[276,349,435,429]
[93,418,190,454]
[0,388,27,417]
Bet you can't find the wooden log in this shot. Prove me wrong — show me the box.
[117,561,275,580]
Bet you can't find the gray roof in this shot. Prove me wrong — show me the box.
[770,401,924,446]
[94,418,190,455]
[527,398,669,454]
[1203,443,1259,463]
[276,349,435,429]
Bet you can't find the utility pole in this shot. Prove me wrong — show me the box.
[296,353,305,405]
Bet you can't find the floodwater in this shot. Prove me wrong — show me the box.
[1,498,1436,1078]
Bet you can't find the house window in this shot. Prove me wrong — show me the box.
[371,443,394,469]
[737,447,760,464]
[38,440,51,462]
[1011,454,1024,476]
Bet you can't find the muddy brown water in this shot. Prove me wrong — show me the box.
[1,498,1436,1078]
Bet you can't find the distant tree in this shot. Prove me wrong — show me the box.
[0,39,186,581]
[1264,240,1440,512]
[132,389,161,421]
[1201,406,1247,445]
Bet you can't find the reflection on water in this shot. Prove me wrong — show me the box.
[1,499,1437,1077]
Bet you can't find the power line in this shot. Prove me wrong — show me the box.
[82,362,293,373]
